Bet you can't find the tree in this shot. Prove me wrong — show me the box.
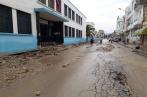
[86,25,95,38]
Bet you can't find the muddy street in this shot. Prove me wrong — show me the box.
[0,43,146,97]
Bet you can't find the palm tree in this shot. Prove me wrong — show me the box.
[86,25,95,38]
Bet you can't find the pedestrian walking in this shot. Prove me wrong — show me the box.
[100,39,103,44]
[90,38,94,46]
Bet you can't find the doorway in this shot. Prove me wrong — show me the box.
[37,19,63,46]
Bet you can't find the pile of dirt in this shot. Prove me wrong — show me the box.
[97,44,115,52]
[0,45,70,88]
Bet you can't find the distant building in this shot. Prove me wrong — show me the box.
[115,16,125,34]
[95,30,105,38]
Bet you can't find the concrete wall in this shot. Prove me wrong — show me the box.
[0,33,37,53]
[64,38,86,45]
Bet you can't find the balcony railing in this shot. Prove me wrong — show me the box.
[38,0,61,13]
[39,0,46,5]
[136,0,147,5]
[48,0,54,9]
[39,0,54,9]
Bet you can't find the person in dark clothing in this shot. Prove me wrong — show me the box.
[90,38,94,45]
[100,39,103,44]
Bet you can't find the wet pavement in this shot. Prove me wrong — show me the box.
[0,43,146,97]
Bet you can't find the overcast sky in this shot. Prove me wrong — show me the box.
[69,0,131,34]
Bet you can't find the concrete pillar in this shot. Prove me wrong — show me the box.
[46,0,48,6]
[12,9,18,34]
[31,13,37,36]
[54,0,57,11]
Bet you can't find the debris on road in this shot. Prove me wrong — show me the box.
[0,45,71,88]
[34,90,41,96]
[97,44,115,52]
[62,63,70,68]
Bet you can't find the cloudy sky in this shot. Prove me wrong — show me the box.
[70,0,131,33]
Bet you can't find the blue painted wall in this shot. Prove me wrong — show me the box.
[0,33,37,53]
[64,38,88,45]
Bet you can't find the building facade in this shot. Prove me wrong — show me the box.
[62,0,86,45]
[123,0,143,43]
[95,30,105,38]
[115,16,125,34]
[0,0,86,53]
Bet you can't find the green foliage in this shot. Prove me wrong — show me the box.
[86,25,95,37]
[142,27,147,35]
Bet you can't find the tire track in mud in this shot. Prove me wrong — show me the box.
[79,52,136,97]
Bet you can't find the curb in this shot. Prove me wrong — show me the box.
[116,42,147,57]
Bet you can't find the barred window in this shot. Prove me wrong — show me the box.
[72,10,75,21]
[0,4,13,33]
[64,26,68,37]
[72,28,75,37]
[17,10,32,34]
[69,27,72,37]
[68,8,71,19]
[64,4,68,16]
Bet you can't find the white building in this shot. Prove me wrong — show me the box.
[0,0,86,53]
[115,16,125,34]
[124,0,143,42]
[95,30,105,38]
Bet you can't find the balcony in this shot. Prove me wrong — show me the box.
[39,0,46,5]
[38,0,61,13]
[39,0,54,9]
[136,0,147,5]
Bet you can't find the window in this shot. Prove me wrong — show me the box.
[56,0,61,12]
[76,30,82,38]
[48,0,54,9]
[17,10,32,34]
[76,29,79,38]
[69,27,72,37]
[79,16,81,24]
[72,28,75,37]
[80,30,82,37]
[68,8,71,19]
[80,17,82,25]
[39,0,46,4]
[64,4,68,16]
[81,18,83,25]
[64,26,68,37]
[0,4,13,33]
[76,14,78,23]
[72,10,75,21]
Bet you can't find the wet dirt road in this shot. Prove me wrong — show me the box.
[0,43,144,97]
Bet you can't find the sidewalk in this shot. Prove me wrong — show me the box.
[116,42,147,57]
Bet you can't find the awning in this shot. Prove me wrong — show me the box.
[34,8,69,22]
